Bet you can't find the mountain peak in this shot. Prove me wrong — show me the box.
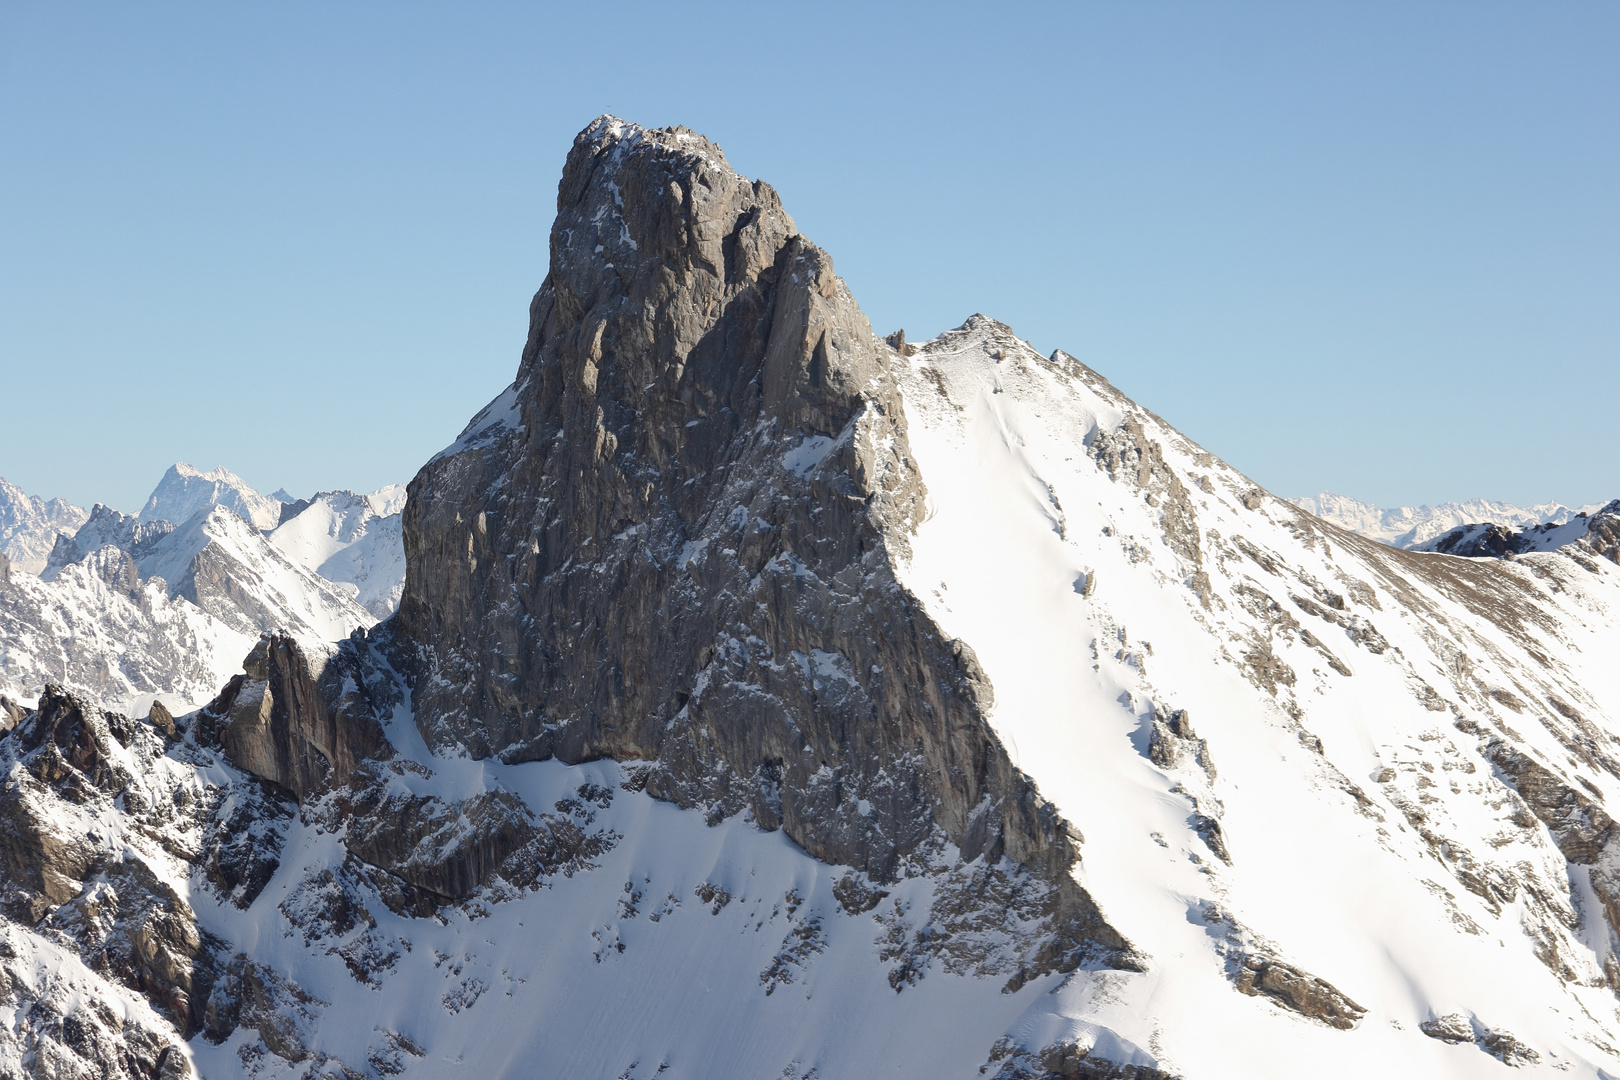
[140,461,283,530]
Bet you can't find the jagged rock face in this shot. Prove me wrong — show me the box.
[1581,501,1620,564]
[394,118,1101,921]
[41,503,177,581]
[201,632,391,801]
[0,475,89,577]
[0,687,209,1076]
[1429,522,1524,558]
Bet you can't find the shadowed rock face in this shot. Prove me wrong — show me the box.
[393,116,1128,966]
[203,633,391,801]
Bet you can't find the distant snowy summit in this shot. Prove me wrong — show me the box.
[0,475,89,574]
[1293,491,1604,549]
[140,461,288,531]
[267,487,406,619]
[0,463,408,711]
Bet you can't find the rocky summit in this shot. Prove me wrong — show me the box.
[4,116,1620,1079]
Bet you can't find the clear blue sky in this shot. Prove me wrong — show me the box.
[2,2,1615,513]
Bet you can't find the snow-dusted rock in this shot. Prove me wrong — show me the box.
[1416,499,1620,562]
[0,544,258,712]
[41,502,176,580]
[0,475,87,575]
[1,504,377,716]
[133,506,375,642]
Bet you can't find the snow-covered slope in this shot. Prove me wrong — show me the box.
[0,475,88,575]
[267,488,406,619]
[0,545,256,711]
[1295,491,1601,549]
[895,316,1620,1076]
[141,463,286,531]
[3,506,378,713]
[0,644,1098,1080]
[135,506,376,641]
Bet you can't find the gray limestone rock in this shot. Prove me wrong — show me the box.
[1232,953,1366,1029]
[339,782,536,900]
[202,632,392,801]
[390,116,1130,975]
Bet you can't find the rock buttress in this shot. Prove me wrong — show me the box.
[394,116,1133,970]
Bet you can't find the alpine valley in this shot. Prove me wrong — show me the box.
[3,117,1620,1080]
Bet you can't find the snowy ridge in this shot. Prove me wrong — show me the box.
[1295,491,1602,550]
[895,315,1620,1076]
[0,475,87,575]
[41,503,177,580]
[141,463,286,531]
[267,489,406,619]
[131,507,375,642]
[3,507,378,714]
[428,383,521,464]
[0,545,256,712]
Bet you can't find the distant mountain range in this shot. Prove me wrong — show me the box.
[1292,491,1603,548]
[0,465,406,712]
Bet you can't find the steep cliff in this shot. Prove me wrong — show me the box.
[392,117,1129,973]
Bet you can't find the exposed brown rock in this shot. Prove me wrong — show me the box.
[1233,954,1366,1029]
[146,699,175,738]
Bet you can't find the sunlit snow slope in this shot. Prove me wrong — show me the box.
[894,316,1620,1077]
[267,489,406,619]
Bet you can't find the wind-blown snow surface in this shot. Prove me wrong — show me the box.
[893,317,1620,1077]
[267,489,406,619]
[0,476,87,575]
[1295,492,1601,550]
[142,464,286,532]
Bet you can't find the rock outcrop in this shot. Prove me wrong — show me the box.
[200,632,391,800]
[0,687,212,1075]
[41,503,177,581]
[392,116,1131,972]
